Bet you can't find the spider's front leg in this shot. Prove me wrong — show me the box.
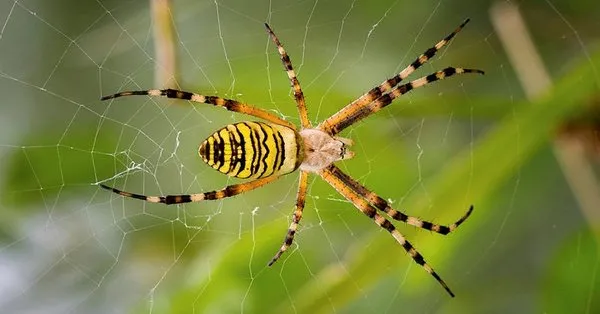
[100,88,296,130]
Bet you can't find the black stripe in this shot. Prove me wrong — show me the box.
[210,135,219,167]
[387,76,401,89]
[249,124,261,176]
[380,219,395,232]
[437,226,450,235]
[423,47,437,59]
[284,231,295,245]
[332,103,374,134]
[213,133,223,168]
[421,221,433,231]
[254,124,266,176]
[333,167,364,195]
[277,131,286,170]
[163,194,192,205]
[372,196,389,211]
[204,191,217,200]
[203,186,240,200]
[401,241,413,254]
[100,184,148,201]
[205,96,218,106]
[443,67,456,77]
[128,193,148,201]
[243,122,260,177]
[366,88,382,103]
[272,128,281,173]
[373,93,392,110]
[216,130,228,172]
[199,142,207,160]
[282,55,293,71]
[228,128,239,174]
[398,83,413,94]
[392,211,408,222]
[256,123,271,177]
[425,73,439,83]
[224,185,240,197]
[291,78,305,102]
[164,89,193,100]
[412,251,425,266]
[224,99,237,110]
[232,124,247,177]
[273,131,285,170]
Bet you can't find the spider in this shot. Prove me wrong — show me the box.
[100,19,483,297]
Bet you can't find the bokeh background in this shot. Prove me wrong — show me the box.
[1,0,599,313]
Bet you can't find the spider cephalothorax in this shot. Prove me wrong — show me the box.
[298,128,354,172]
[100,20,482,297]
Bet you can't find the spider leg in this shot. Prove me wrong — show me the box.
[264,23,311,129]
[268,170,309,266]
[324,165,472,234]
[319,19,480,135]
[322,67,484,134]
[99,175,279,205]
[101,89,296,129]
[319,165,455,297]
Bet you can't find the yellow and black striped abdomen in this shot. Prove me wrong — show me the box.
[199,121,302,179]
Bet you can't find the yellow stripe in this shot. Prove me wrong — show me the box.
[206,137,215,166]
[217,128,232,174]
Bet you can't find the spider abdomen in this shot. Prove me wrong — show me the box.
[199,121,301,179]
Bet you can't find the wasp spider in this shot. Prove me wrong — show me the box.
[100,19,483,297]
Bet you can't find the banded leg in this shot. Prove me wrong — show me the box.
[319,165,455,297]
[268,170,309,266]
[319,19,473,135]
[101,88,296,129]
[326,165,472,234]
[99,175,280,205]
[323,67,484,133]
[264,24,311,129]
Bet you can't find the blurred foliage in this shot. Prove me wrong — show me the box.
[0,0,599,314]
[543,227,600,313]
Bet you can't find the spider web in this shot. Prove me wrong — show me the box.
[1,0,599,313]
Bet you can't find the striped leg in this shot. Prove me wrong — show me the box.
[264,23,311,129]
[268,170,309,266]
[101,89,296,129]
[325,165,472,234]
[322,67,484,134]
[319,19,473,135]
[319,165,455,297]
[99,175,279,205]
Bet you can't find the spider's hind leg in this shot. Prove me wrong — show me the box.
[100,175,280,205]
[322,165,474,235]
[319,164,456,297]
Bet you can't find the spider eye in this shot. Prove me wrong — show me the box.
[340,144,346,158]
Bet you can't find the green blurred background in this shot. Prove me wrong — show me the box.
[1,0,599,313]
